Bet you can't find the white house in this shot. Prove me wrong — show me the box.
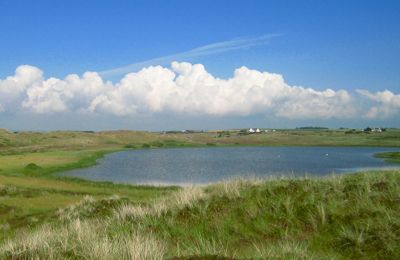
[255,128,261,133]
[248,128,255,133]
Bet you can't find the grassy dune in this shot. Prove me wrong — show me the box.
[1,171,399,259]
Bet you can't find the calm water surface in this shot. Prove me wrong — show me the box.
[61,147,399,185]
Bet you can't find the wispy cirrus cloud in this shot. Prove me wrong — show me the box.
[99,34,282,77]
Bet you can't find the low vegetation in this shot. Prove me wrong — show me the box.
[1,128,400,156]
[375,151,400,164]
[1,171,399,259]
[0,128,399,258]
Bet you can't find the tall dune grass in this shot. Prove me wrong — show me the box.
[1,218,166,259]
[1,170,399,259]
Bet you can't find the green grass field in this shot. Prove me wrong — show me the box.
[2,128,400,155]
[0,128,399,258]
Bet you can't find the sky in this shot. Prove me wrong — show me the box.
[0,0,399,131]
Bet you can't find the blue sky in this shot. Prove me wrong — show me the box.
[0,0,399,130]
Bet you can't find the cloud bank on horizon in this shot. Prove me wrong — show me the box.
[1,62,398,123]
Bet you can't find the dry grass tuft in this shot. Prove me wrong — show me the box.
[0,218,166,259]
[57,195,96,221]
[114,204,150,221]
[253,241,314,259]
[114,186,207,221]
[210,177,261,199]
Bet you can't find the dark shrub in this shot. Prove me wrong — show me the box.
[24,163,41,170]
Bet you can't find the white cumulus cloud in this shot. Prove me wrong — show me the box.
[0,62,361,119]
[0,65,43,110]
[357,89,400,119]
[91,62,357,118]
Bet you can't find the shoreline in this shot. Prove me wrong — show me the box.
[55,146,400,187]
[1,142,399,189]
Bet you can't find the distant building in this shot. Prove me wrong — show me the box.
[363,127,382,133]
[248,128,264,134]
[364,127,372,132]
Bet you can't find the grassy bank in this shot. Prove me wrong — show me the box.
[0,148,178,241]
[375,151,400,164]
[1,170,399,259]
[0,149,116,177]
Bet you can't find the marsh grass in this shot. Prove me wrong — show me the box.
[1,170,399,259]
